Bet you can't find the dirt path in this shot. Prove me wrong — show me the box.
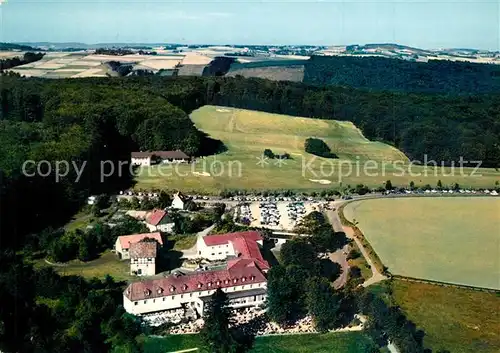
[326,202,387,287]
[342,225,387,287]
[329,244,350,289]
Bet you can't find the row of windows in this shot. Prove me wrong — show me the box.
[211,251,230,256]
[131,258,154,263]
[133,283,265,305]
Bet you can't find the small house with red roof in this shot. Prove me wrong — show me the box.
[114,232,163,260]
[131,150,191,167]
[145,209,175,233]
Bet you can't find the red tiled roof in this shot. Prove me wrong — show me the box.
[202,231,269,270]
[124,261,266,301]
[130,241,157,258]
[118,232,163,250]
[146,209,167,226]
[131,150,190,159]
[203,231,263,246]
[152,150,190,159]
[230,237,269,270]
[131,152,152,159]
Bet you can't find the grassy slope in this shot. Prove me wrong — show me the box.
[35,251,133,282]
[391,280,500,353]
[140,332,377,353]
[135,106,500,193]
[343,197,500,289]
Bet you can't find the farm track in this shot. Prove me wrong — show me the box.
[326,203,388,287]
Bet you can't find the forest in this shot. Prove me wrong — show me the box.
[302,56,500,94]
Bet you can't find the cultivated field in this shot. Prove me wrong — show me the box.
[7,51,201,78]
[390,280,500,353]
[227,65,305,82]
[135,106,500,193]
[227,60,307,81]
[343,197,500,289]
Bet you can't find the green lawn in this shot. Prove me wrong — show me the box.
[37,251,133,282]
[65,210,94,231]
[169,234,198,250]
[343,197,500,289]
[390,280,500,353]
[135,105,500,193]
[140,332,377,353]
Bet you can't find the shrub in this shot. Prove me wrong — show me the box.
[304,138,338,158]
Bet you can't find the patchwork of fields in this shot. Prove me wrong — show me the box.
[343,197,500,289]
[6,51,208,78]
[135,106,500,193]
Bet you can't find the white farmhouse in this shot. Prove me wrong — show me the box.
[145,209,175,233]
[130,241,158,276]
[171,192,191,210]
[131,152,152,166]
[114,232,163,260]
[131,150,191,167]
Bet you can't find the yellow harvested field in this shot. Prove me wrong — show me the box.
[72,68,107,77]
[181,53,213,65]
[140,59,182,70]
[35,62,67,69]
[10,69,47,77]
[53,69,86,72]
[69,60,103,67]
[0,51,24,58]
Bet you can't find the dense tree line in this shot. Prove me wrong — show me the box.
[267,212,350,330]
[303,55,500,94]
[95,48,134,56]
[0,252,143,353]
[0,52,45,71]
[0,76,223,251]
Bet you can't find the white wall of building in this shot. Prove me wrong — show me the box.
[131,157,151,166]
[124,281,267,316]
[171,196,185,210]
[130,257,156,276]
[145,222,175,233]
[114,238,130,259]
[196,238,236,261]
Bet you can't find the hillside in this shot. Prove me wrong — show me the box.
[136,105,499,193]
[136,105,409,193]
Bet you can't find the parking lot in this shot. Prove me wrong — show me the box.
[237,201,319,230]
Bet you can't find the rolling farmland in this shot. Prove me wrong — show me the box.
[343,197,500,289]
[6,51,206,78]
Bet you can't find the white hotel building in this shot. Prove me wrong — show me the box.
[123,231,270,317]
